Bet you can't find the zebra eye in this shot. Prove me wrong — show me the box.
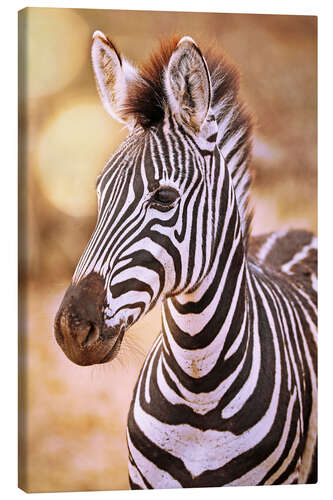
[151,187,179,207]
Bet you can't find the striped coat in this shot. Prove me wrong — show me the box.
[127,229,317,487]
[54,32,317,488]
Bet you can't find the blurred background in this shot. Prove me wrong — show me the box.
[18,8,317,493]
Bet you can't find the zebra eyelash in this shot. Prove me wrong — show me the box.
[149,186,180,210]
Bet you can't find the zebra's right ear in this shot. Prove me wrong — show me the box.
[164,37,212,133]
[91,31,137,126]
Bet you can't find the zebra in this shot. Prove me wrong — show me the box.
[54,31,317,488]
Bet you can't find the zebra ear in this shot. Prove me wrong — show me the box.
[91,31,137,125]
[164,37,212,133]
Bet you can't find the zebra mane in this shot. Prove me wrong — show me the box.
[123,36,254,245]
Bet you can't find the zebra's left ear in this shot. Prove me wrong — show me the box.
[164,37,212,133]
[91,31,138,127]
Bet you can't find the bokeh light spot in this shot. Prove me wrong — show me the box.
[26,8,89,99]
[37,101,126,217]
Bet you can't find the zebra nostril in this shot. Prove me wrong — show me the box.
[80,322,100,347]
[56,308,101,348]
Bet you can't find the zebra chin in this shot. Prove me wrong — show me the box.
[54,271,127,366]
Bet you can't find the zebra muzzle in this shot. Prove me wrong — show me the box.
[54,272,124,366]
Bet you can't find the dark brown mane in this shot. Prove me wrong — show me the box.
[123,36,180,128]
[123,36,245,130]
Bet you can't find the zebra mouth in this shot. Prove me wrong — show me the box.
[54,322,126,366]
[99,326,125,363]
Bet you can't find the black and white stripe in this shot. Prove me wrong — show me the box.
[125,145,317,486]
[61,33,317,488]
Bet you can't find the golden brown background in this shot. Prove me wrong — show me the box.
[18,8,317,493]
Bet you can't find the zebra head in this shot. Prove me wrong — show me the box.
[54,33,242,366]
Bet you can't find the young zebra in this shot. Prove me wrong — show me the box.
[54,32,317,488]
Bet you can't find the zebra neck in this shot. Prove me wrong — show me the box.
[159,143,250,397]
[161,231,249,388]
[214,101,253,244]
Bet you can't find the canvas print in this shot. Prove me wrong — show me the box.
[18,8,317,492]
